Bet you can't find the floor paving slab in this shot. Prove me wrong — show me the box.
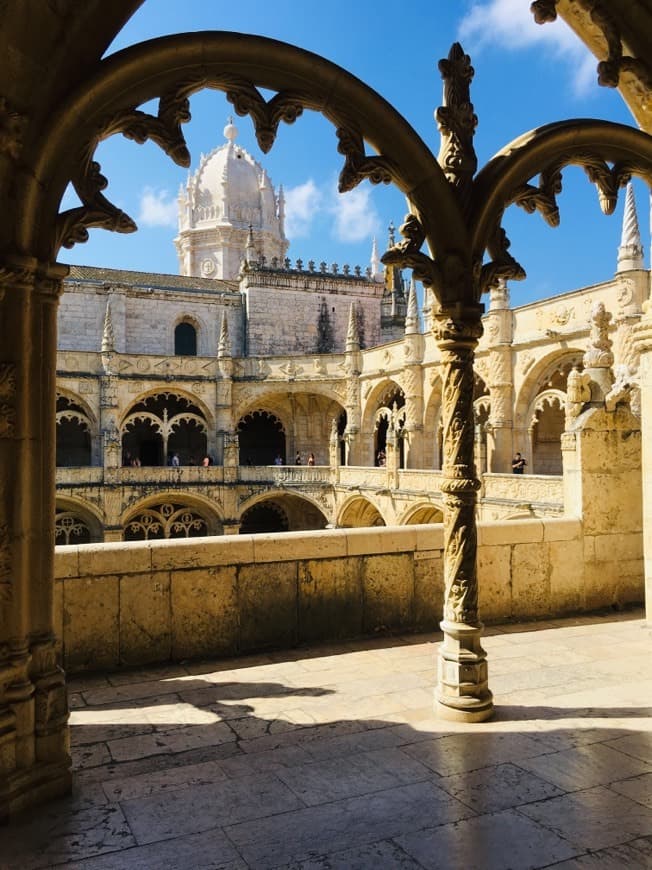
[2,610,651,870]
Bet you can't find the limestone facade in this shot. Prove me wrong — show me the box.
[55,183,649,543]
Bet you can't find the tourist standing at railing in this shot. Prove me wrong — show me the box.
[308,452,315,466]
[274,453,284,466]
[295,452,302,465]
[512,452,527,474]
[171,452,180,467]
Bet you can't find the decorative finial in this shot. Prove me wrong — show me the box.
[370,237,382,280]
[388,221,396,247]
[617,183,644,272]
[405,278,419,335]
[346,302,360,351]
[224,116,238,142]
[218,311,231,358]
[436,42,478,203]
[101,300,114,353]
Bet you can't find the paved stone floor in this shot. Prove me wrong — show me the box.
[2,609,652,869]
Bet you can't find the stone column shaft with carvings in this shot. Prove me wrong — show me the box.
[433,307,493,722]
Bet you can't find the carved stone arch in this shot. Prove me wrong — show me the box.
[121,490,223,540]
[238,490,328,533]
[120,390,210,466]
[22,33,462,265]
[400,502,444,525]
[119,387,213,430]
[528,388,566,477]
[337,495,386,529]
[55,496,104,545]
[56,390,98,467]
[471,120,652,297]
[361,378,404,435]
[514,349,584,430]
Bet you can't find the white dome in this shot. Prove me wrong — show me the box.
[175,122,288,280]
[183,124,276,230]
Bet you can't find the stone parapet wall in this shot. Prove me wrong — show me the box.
[53,518,643,674]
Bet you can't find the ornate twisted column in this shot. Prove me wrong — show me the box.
[433,305,493,722]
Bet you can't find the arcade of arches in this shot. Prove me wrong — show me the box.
[2,0,652,822]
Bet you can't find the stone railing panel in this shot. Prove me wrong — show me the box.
[51,516,643,674]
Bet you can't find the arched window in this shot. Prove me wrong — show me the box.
[174,322,197,356]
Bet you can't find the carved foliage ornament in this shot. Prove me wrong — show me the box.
[335,125,396,193]
[223,75,305,153]
[532,0,652,93]
[56,75,201,251]
[436,42,478,200]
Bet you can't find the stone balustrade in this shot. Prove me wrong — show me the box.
[237,465,330,484]
[53,516,643,674]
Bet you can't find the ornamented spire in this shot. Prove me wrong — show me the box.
[617,183,644,272]
[101,300,114,353]
[278,184,286,238]
[245,224,256,266]
[370,237,382,281]
[218,311,230,358]
[436,42,478,204]
[405,278,419,335]
[346,302,360,352]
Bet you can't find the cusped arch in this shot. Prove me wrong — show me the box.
[514,348,584,430]
[238,490,329,533]
[337,495,386,529]
[24,33,463,266]
[55,496,104,545]
[121,490,223,540]
[120,387,214,431]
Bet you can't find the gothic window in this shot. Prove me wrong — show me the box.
[175,321,197,356]
[124,502,209,541]
[121,393,208,466]
[55,511,91,545]
[56,395,92,466]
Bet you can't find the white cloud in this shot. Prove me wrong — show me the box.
[138,187,178,228]
[284,179,322,238]
[458,0,596,98]
[329,184,381,243]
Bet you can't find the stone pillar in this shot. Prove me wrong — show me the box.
[634,303,652,623]
[0,258,71,821]
[486,283,514,472]
[433,305,493,722]
[402,364,424,468]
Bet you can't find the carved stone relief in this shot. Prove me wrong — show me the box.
[0,364,17,438]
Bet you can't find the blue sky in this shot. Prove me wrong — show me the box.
[62,0,650,307]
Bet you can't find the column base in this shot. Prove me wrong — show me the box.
[435,619,494,723]
[435,692,494,723]
[0,759,71,823]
